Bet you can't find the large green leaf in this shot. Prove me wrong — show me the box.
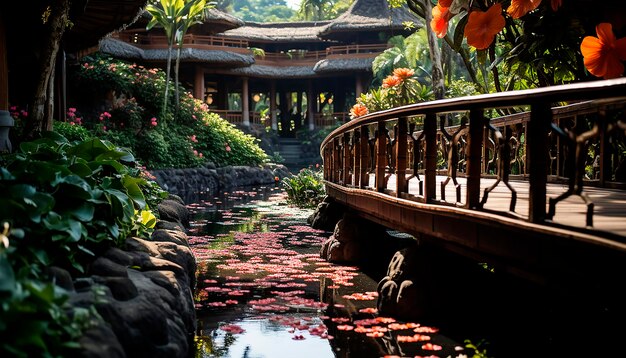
[122,175,147,209]
[0,254,15,292]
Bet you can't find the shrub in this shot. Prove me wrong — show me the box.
[282,167,325,208]
[68,54,268,169]
[53,121,93,142]
[0,132,167,357]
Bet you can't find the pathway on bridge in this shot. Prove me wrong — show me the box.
[363,174,626,237]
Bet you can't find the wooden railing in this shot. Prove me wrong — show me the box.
[114,32,250,50]
[326,44,390,56]
[314,112,350,127]
[211,110,266,125]
[321,79,626,237]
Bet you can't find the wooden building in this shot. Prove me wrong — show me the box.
[100,0,421,137]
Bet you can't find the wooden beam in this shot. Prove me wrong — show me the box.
[424,113,437,202]
[0,14,8,110]
[396,116,408,197]
[375,120,387,192]
[528,103,551,223]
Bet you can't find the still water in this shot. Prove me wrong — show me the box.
[184,185,626,358]
[185,186,467,358]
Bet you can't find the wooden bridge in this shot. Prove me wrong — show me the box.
[321,78,626,287]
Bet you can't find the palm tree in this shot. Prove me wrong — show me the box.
[298,0,328,20]
[147,0,211,115]
[174,1,214,112]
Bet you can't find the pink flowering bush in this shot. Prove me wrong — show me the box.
[67,54,267,169]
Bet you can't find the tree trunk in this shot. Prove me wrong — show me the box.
[423,0,445,100]
[175,45,182,116]
[163,44,173,116]
[22,0,70,140]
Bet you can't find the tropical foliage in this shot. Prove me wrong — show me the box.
[0,133,166,357]
[282,167,325,208]
[67,54,268,169]
[146,0,213,114]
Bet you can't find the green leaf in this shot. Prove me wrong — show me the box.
[122,175,147,209]
[71,202,95,222]
[10,184,36,199]
[0,254,16,291]
[453,13,468,51]
[69,162,93,177]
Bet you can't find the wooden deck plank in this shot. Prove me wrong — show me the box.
[358,174,626,237]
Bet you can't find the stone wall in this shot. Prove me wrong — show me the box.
[51,197,197,357]
[150,163,291,197]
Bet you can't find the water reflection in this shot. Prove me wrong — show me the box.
[187,186,466,358]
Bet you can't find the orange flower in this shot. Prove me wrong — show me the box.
[350,103,369,119]
[438,0,452,7]
[393,67,415,80]
[464,3,505,50]
[431,4,451,38]
[507,0,542,19]
[550,0,562,11]
[382,75,402,88]
[580,23,626,79]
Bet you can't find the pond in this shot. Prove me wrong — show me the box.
[185,186,468,358]
[183,185,626,358]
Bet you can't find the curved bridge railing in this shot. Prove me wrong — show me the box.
[321,78,626,279]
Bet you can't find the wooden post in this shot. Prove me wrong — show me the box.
[528,103,551,223]
[270,81,277,130]
[466,109,484,208]
[242,77,250,126]
[396,116,408,197]
[354,129,361,187]
[194,65,205,100]
[424,113,437,202]
[308,80,315,130]
[360,126,370,188]
[375,120,387,192]
[343,132,351,185]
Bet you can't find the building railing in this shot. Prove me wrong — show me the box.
[211,110,266,125]
[114,32,250,50]
[314,112,350,127]
[320,78,626,235]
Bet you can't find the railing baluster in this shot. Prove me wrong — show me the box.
[360,126,370,188]
[354,129,361,187]
[376,120,387,192]
[528,102,551,223]
[396,116,408,197]
[333,138,341,184]
[424,113,437,202]
[467,109,485,209]
[343,132,351,185]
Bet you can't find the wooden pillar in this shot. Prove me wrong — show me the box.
[466,109,484,209]
[242,77,250,126]
[355,74,363,98]
[307,80,315,130]
[528,103,551,223]
[270,81,277,130]
[424,113,437,202]
[0,14,7,110]
[194,65,205,100]
[375,120,387,192]
[55,50,66,122]
[333,138,341,183]
[396,117,408,197]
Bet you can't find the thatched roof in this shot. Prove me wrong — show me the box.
[227,65,318,78]
[65,0,149,52]
[313,57,374,73]
[319,0,421,40]
[99,37,255,66]
[221,21,332,43]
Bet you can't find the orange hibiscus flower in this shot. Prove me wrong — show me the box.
[507,0,542,19]
[350,103,369,119]
[392,67,415,80]
[431,4,452,38]
[464,3,505,50]
[580,23,626,79]
[438,0,452,7]
[382,75,402,88]
[551,0,562,11]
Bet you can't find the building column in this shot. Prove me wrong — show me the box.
[194,65,205,100]
[355,74,363,99]
[270,81,277,130]
[307,80,315,130]
[242,77,250,126]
